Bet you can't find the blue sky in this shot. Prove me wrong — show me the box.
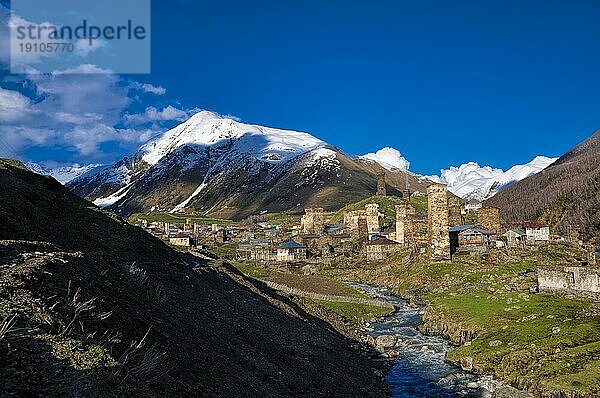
[1,0,600,175]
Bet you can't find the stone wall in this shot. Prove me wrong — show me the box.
[427,184,451,261]
[476,207,501,234]
[538,266,600,296]
[344,204,380,235]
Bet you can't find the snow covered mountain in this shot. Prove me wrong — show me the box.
[428,156,557,201]
[25,162,102,184]
[68,111,426,218]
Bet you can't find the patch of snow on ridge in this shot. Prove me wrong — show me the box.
[429,156,557,200]
[93,185,131,208]
[360,147,410,171]
[138,110,326,166]
[170,183,207,213]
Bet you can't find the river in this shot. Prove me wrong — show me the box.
[348,282,499,398]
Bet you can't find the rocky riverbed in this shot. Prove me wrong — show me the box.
[349,282,533,398]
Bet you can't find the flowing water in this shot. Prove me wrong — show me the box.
[347,282,499,398]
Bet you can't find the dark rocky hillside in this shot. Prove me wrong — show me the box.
[0,159,388,397]
[486,131,600,239]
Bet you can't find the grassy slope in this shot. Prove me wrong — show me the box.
[318,244,600,397]
[316,301,392,324]
[231,262,393,325]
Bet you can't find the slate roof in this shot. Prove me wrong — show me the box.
[449,225,476,233]
[278,240,306,249]
[366,237,401,246]
[506,228,526,236]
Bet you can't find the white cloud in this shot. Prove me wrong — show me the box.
[73,38,107,56]
[0,66,179,162]
[124,105,190,125]
[0,88,32,122]
[129,82,166,95]
[360,147,410,171]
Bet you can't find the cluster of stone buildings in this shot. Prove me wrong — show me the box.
[138,218,228,247]
[138,173,568,268]
[393,184,503,260]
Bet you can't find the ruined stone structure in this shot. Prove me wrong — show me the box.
[538,266,600,298]
[475,207,501,234]
[344,204,380,235]
[448,195,463,226]
[394,202,428,252]
[376,172,386,196]
[427,184,451,261]
[301,208,325,235]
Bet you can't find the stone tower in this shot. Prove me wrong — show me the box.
[376,172,386,196]
[365,203,380,233]
[356,218,368,239]
[427,184,451,261]
[447,195,463,226]
[301,208,325,235]
[395,203,416,244]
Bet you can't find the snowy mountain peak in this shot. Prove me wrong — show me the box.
[138,110,326,166]
[429,156,557,201]
[26,162,102,184]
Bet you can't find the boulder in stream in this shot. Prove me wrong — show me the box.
[375,334,397,348]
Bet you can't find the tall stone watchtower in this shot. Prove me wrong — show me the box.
[395,203,416,244]
[365,203,381,233]
[376,172,386,196]
[427,184,451,261]
[301,208,324,235]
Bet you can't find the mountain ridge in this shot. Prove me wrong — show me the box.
[486,131,600,239]
[67,111,430,219]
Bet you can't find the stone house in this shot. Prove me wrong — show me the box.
[276,241,307,262]
[538,266,600,297]
[504,228,526,248]
[365,236,402,261]
[464,199,482,211]
[376,172,386,196]
[524,222,550,244]
[592,248,600,266]
[449,225,495,253]
[169,235,195,247]
[237,243,275,261]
